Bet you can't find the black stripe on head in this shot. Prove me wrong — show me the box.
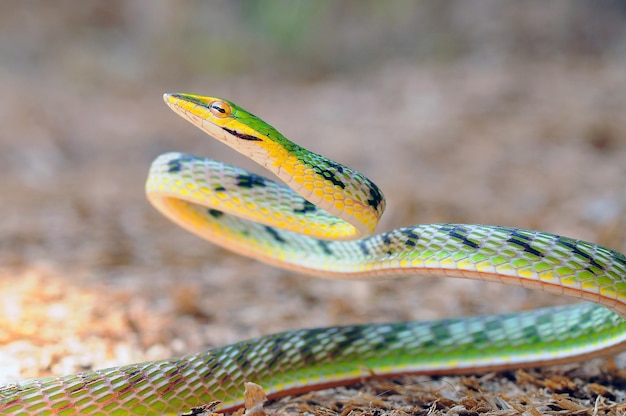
[223,127,262,141]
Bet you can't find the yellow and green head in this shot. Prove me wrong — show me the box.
[164,93,296,165]
[164,93,385,237]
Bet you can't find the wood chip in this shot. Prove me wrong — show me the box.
[243,381,268,416]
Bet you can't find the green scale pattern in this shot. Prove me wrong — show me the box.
[2,304,624,415]
[148,153,626,307]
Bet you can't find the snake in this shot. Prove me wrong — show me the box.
[2,93,626,416]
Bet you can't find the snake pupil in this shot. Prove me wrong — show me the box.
[209,100,231,118]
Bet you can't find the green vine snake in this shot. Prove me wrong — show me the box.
[1,93,626,415]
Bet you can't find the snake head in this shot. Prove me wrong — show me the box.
[164,93,288,165]
[163,93,385,237]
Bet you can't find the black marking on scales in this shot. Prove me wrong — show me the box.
[443,225,480,249]
[264,345,287,369]
[236,173,267,188]
[365,179,384,211]
[293,200,317,214]
[382,233,394,255]
[614,251,626,267]
[201,354,221,377]
[506,230,544,258]
[234,343,254,372]
[207,209,224,218]
[556,237,606,273]
[400,228,420,247]
[358,240,370,256]
[167,154,203,173]
[312,159,346,189]
[264,225,286,244]
[317,240,333,256]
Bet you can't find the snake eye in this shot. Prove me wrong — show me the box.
[209,100,231,118]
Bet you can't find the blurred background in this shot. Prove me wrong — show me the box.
[0,0,625,404]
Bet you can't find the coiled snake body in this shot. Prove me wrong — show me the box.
[2,93,626,415]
